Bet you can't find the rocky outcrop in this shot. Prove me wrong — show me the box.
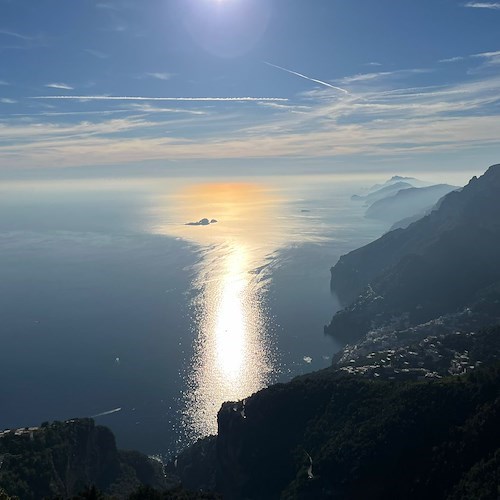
[165,436,217,492]
[0,419,169,499]
[212,359,500,500]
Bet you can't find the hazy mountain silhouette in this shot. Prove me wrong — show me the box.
[326,164,500,342]
[365,184,459,224]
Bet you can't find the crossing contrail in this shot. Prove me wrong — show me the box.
[265,62,349,94]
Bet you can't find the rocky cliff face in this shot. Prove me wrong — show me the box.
[165,436,217,492]
[213,357,500,500]
[0,419,168,499]
[327,164,500,343]
[170,327,500,499]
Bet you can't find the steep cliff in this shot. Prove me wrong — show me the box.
[0,419,168,499]
[214,360,500,500]
[327,164,500,342]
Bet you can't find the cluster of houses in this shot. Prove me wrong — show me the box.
[334,324,486,381]
[0,426,40,440]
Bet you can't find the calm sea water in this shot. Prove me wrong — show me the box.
[0,174,387,456]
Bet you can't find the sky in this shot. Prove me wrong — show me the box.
[1,0,500,177]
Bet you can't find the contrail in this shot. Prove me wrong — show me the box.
[265,62,349,94]
[92,407,122,418]
[30,95,289,102]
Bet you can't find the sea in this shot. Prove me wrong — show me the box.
[0,173,388,457]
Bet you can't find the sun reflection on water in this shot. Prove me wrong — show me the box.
[184,242,272,438]
[214,248,247,381]
[153,182,283,441]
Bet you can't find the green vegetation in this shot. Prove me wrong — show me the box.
[215,363,500,499]
[0,419,168,499]
[0,488,18,500]
[127,485,220,499]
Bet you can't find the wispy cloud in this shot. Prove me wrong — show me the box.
[0,110,132,118]
[439,56,465,63]
[128,103,206,115]
[145,72,174,81]
[45,83,74,90]
[0,80,8,86]
[472,50,500,58]
[108,20,127,33]
[3,65,500,169]
[469,50,500,71]
[0,29,33,41]
[264,62,349,94]
[437,50,500,69]
[257,102,311,113]
[339,68,430,84]
[0,29,48,49]
[31,95,288,102]
[96,2,121,10]
[0,98,16,104]
[464,2,500,9]
[84,48,110,59]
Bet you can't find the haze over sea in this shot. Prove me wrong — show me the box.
[1,172,400,456]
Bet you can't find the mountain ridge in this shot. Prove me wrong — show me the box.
[327,165,500,328]
[364,183,459,223]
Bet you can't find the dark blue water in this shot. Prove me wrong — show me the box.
[0,175,387,456]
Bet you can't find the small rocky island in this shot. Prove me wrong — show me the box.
[185,218,218,226]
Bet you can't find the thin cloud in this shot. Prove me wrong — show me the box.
[468,50,500,72]
[439,56,465,63]
[45,83,74,90]
[4,67,500,169]
[2,110,132,118]
[340,72,393,83]
[437,50,500,68]
[264,62,349,94]
[0,80,8,86]
[0,98,16,104]
[145,72,173,81]
[464,2,500,9]
[472,50,500,58]
[0,29,33,41]
[96,2,121,10]
[31,95,288,102]
[339,68,429,84]
[258,102,311,112]
[129,103,206,115]
[84,48,110,59]
[0,29,48,50]
[108,21,127,33]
